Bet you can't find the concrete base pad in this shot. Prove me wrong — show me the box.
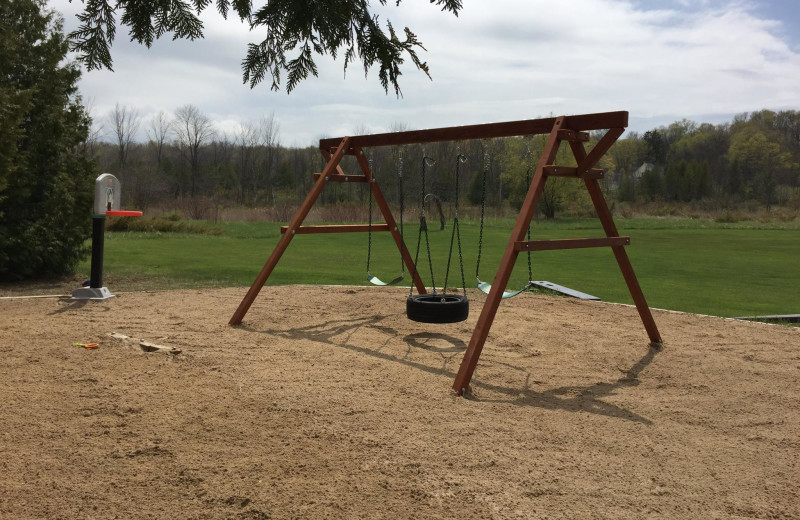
[70,286,115,301]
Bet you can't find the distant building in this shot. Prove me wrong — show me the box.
[632,162,655,179]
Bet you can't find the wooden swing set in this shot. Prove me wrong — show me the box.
[229,110,662,395]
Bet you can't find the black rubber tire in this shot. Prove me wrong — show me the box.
[406,294,469,324]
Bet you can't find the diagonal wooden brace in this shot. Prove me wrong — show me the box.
[567,136,662,344]
[452,116,567,395]
[229,137,352,325]
[352,147,427,295]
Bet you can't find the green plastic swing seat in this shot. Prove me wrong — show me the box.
[476,278,534,299]
[367,273,404,286]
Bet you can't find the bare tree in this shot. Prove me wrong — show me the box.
[147,111,171,167]
[212,132,235,165]
[107,102,141,175]
[234,122,259,203]
[257,112,280,203]
[173,104,215,197]
[81,97,104,159]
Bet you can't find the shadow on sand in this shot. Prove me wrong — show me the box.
[239,315,659,425]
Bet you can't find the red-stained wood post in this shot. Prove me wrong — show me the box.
[229,137,351,325]
[453,118,661,395]
[452,117,567,395]
[568,139,663,345]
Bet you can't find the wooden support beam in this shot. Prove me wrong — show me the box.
[515,236,630,251]
[313,173,368,183]
[453,116,567,396]
[557,129,590,142]
[229,137,351,325]
[574,128,623,176]
[352,147,428,295]
[543,165,604,179]
[230,110,661,398]
[320,111,628,150]
[568,136,662,345]
[280,224,390,234]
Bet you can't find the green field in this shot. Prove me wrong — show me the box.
[77,216,800,319]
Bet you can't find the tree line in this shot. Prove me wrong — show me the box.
[611,111,800,209]
[93,106,800,218]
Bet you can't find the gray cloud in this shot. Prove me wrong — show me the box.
[51,0,800,146]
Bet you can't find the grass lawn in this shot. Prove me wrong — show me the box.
[75,216,800,319]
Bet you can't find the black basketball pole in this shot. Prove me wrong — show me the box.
[89,216,105,289]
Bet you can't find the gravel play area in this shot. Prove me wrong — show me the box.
[1,285,798,519]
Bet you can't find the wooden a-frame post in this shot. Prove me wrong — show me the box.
[451,116,662,395]
[230,111,662,396]
[229,138,426,325]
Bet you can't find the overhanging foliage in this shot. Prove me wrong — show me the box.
[67,0,462,95]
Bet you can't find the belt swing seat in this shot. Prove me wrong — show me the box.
[366,155,405,286]
[475,146,537,299]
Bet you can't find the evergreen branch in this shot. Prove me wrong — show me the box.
[65,0,461,94]
[68,0,117,71]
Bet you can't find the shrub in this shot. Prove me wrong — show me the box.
[0,0,95,281]
[105,213,222,234]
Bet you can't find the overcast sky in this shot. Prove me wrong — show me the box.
[49,0,800,147]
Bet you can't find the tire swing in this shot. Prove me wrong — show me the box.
[406,152,469,324]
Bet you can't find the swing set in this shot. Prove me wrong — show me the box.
[229,111,662,395]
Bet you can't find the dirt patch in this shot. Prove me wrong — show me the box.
[1,286,798,519]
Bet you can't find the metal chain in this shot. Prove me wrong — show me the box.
[409,220,423,296]
[443,152,468,296]
[421,153,436,293]
[456,217,467,295]
[456,153,468,295]
[475,149,490,280]
[409,152,437,295]
[367,157,374,275]
[397,153,405,274]
[525,164,533,281]
[442,155,454,294]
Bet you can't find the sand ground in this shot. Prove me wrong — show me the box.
[1,285,798,519]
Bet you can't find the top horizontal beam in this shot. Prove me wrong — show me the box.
[319,111,628,151]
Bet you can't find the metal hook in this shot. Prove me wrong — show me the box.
[457,153,468,164]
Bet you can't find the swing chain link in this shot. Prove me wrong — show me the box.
[441,151,468,297]
[456,153,468,295]
[410,151,437,295]
[397,153,405,274]
[525,165,533,282]
[476,149,489,280]
[367,156,373,275]
[475,142,535,294]
[421,152,436,293]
